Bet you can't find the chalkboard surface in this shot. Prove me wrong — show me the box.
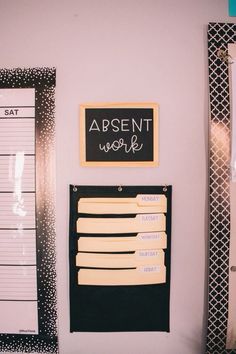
[80,103,158,166]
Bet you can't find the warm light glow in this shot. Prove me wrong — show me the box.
[211,121,230,161]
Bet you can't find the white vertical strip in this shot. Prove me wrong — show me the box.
[226,182,236,349]
[230,47,236,182]
[227,43,236,350]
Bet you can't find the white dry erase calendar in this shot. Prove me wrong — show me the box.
[69,185,171,332]
[0,89,38,334]
[0,69,58,354]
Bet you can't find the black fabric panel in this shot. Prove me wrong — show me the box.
[69,185,172,332]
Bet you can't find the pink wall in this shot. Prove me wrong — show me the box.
[0,0,235,353]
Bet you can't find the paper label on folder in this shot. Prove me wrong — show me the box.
[139,214,161,223]
[137,250,160,258]
[138,232,163,240]
[140,265,161,273]
[137,194,166,205]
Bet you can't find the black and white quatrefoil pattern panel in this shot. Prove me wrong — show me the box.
[207,23,236,354]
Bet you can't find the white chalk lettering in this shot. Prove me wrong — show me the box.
[99,134,143,154]
[88,118,152,133]
[121,119,129,131]
[144,119,152,131]
[102,119,110,132]
[111,119,120,132]
[89,119,100,132]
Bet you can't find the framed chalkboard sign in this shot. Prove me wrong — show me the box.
[80,103,158,166]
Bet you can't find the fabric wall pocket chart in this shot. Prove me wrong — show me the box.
[69,185,171,332]
[79,103,158,167]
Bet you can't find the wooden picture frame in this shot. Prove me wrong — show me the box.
[79,102,158,167]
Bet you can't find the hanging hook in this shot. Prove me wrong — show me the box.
[216,49,233,64]
[230,266,236,272]
[73,185,78,192]
[118,185,123,192]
